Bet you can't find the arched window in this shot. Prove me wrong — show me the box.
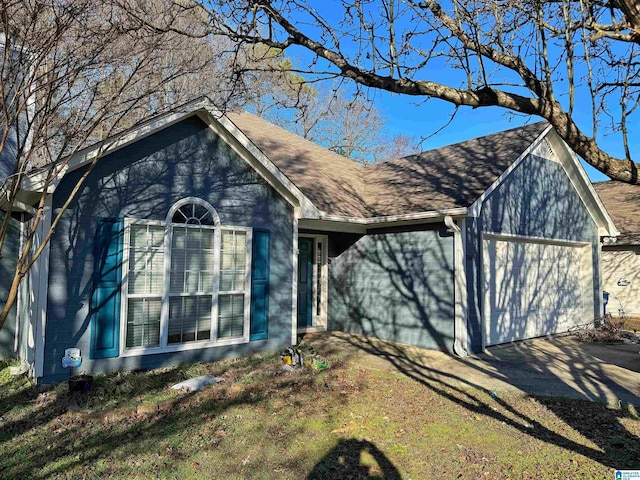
[166,199,219,345]
[166,197,220,226]
[123,198,251,352]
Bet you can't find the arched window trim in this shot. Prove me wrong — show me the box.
[119,197,253,357]
[165,197,221,226]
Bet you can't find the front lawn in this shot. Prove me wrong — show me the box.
[1,345,639,479]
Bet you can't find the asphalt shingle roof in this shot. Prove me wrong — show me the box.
[593,180,640,245]
[227,111,549,218]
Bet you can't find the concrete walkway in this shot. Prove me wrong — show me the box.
[305,332,640,407]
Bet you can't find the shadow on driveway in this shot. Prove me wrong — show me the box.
[306,332,640,407]
[304,331,640,470]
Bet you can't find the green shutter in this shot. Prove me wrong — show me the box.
[250,229,270,341]
[90,218,124,359]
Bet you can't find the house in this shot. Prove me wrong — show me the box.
[592,181,640,320]
[0,98,618,383]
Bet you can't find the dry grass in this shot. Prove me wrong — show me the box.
[1,346,639,479]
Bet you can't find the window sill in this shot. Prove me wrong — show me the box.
[119,335,249,357]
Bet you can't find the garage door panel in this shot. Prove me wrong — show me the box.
[483,237,593,345]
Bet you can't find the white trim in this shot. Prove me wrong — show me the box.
[33,194,52,378]
[298,233,329,332]
[319,236,329,329]
[22,98,319,219]
[291,210,300,345]
[119,333,248,357]
[468,126,618,238]
[544,131,618,237]
[469,125,554,218]
[458,218,469,353]
[318,208,468,226]
[204,111,319,219]
[14,217,24,354]
[119,212,252,356]
[165,197,221,226]
[23,100,211,191]
[597,241,604,317]
[482,231,591,247]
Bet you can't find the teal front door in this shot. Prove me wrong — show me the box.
[297,237,314,328]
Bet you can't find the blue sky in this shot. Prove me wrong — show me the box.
[277,2,636,184]
[374,91,612,183]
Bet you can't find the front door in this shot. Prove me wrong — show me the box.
[297,237,314,328]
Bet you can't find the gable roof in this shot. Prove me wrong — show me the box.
[364,122,549,216]
[593,180,640,244]
[225,111,369,217]
[15,97,614,235]
[225,111,549,217]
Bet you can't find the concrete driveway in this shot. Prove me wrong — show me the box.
[306,332,640,407]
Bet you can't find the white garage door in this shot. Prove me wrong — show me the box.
[483,235,594,345]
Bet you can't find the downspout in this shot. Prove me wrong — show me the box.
[444,215,469,357]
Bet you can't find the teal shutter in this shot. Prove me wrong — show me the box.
[90,218,124,359]
[250,229,270,341]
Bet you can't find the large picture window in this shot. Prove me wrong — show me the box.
[121,198,251,354]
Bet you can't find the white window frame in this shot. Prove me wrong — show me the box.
[119,206,252,356]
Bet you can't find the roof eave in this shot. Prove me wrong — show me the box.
[317,207,468,225]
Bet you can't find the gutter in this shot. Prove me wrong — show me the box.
[0,175,37,215]
[444,215,469,358]
[318,207,468,226]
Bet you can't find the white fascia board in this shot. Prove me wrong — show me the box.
[33,194,53,379]
[200,109,319,218]
[21,103,205,192]
[483,231,591,247]
[21,98,321,219]
[298,218,367,234]
[545,131,619,238]
[315,207,468,228]
[468,124,554,218]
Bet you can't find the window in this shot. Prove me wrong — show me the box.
[122,198,251,354]
[218,230,247,339]
[168,226,215,344]
[126,224,164,348]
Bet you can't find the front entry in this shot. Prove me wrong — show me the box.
[297,237,314,328]
[297,235,327,331]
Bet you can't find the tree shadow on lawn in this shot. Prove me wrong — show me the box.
[327,332,640,470]
[0,356,337,478]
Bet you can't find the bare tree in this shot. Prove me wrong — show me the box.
[252,82,419,163]
[141,0,639,183]
[0,0,221,331]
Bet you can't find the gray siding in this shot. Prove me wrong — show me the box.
[43,116,294,383]
[329,229,455,352]
[465,154,601,350]
[0,122,18,180]
[0,214,20,358]
[481,155,595,242]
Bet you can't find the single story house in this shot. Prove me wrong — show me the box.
[0,97,618,383]
[592,181,640,319]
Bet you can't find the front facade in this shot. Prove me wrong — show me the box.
[0,99,617,383]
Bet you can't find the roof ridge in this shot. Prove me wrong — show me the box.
[368,121,549,168]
